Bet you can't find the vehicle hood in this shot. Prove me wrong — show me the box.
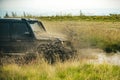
[36,32,68,41]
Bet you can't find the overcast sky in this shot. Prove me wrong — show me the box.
[0,0,120,16]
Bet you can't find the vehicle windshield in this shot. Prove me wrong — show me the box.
[29,21,46,37]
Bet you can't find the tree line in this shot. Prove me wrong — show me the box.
[2,11,120,21]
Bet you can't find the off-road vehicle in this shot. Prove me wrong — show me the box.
[0,18,76,63]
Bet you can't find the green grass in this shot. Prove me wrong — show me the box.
[16,14,120,22]
[38,15,120,22]
[0,61,120,80]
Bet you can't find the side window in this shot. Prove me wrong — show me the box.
[12,22,30,40]
[0,22,10,41]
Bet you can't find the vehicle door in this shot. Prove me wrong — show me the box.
[0,21,11,53]
[11,21,34,53]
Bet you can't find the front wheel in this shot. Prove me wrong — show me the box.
[37,43,76,64]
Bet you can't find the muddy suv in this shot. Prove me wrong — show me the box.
[0,18,75,63]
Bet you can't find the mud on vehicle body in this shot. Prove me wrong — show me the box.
[0,18,76,64]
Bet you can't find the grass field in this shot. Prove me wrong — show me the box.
[43,21,120,52]
[1,20,120,80]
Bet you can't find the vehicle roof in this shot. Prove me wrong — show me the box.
[0,18,39,22]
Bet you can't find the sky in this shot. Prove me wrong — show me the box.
[0,0,120,17]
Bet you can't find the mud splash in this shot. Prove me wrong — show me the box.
[78,48,120,65]
[91,53,120,65]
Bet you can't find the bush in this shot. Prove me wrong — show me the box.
[103,43,120,53]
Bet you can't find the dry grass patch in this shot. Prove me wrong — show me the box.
[43,21,120,52]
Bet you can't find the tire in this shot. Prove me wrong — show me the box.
[37,43,75,64]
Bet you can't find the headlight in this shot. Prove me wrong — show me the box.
[61,41,72,49]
